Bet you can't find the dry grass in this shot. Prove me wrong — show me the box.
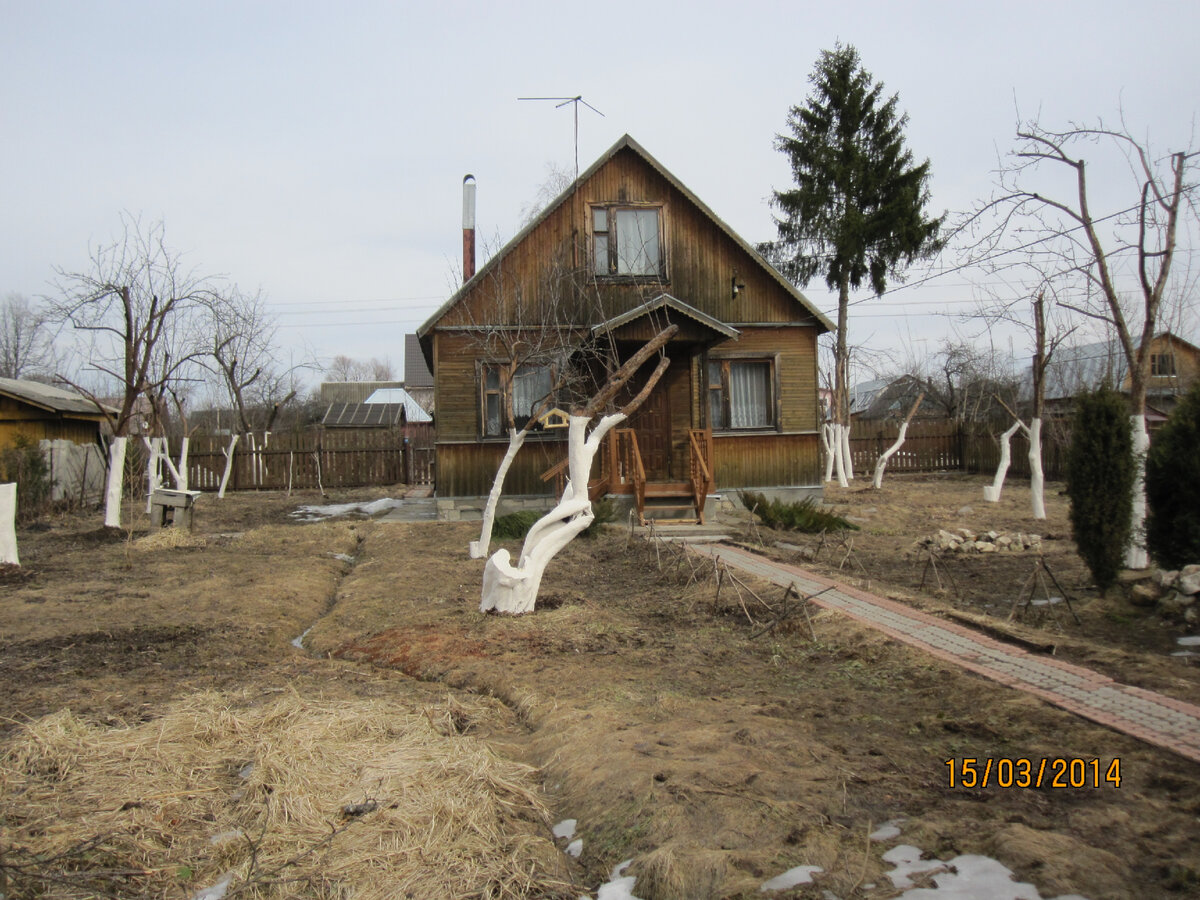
[1,692,575,899]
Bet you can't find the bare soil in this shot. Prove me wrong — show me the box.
[2,475,1199,899]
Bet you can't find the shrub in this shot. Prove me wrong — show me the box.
[738,490,858,533]
[0,435,55,523]
[491,510,542,540]
[1066,387,1134,590]
[581,497,618,539]
[1145,381,1200,569]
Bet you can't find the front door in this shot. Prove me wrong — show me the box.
[627,386,671,480]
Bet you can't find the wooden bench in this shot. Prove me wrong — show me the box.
[151,489,202,530]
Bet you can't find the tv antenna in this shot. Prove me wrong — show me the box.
[518,95,605,181]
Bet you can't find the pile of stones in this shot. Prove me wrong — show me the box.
[917,528,1043,554]
[1125,565,1200,625]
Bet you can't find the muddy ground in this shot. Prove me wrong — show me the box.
[2,474,1199,898]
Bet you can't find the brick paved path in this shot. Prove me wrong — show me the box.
[693,542,1200,763]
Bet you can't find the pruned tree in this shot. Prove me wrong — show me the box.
[480,324,677,614]
[964,116,1197,564]
[48,215,216,525]
[871,390,923,489]
[0,293,58,380]
[764,43,944,487]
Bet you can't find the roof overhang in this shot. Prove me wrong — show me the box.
[591,293,740,342]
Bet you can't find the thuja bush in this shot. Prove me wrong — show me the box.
[0,435,55,522]
[738,490,858,533]
[1066,387,1134,590]
[1145,381,1200,569]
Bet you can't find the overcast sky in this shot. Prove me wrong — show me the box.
[3,0,1197,387]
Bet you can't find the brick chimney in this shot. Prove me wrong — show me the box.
[462,174,476,282]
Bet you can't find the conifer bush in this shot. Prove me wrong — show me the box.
[738,490,858,533]
[1066,387,1134,590]
[1145,381,1200,569]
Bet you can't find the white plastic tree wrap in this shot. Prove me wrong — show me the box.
[983,420,1024,503]
[1126,415,1150,569]
[104,436,128,527]
[1028,417,1046,520]
[0,482,18,565]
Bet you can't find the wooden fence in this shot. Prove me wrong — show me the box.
[182,427,434,492]
[849,418,1069,481]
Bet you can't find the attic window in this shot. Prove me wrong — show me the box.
[1151,353,1177,376]
[592,206,663,278]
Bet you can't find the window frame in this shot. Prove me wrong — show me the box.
[705,353,782,433]
[1150,352,1177,376]
[589,203,666,281]
[477,360,559,439]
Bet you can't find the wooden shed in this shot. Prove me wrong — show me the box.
[0,378,109,448]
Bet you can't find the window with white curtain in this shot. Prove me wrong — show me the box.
[480,363,555,436]
[708,358,775,430]
[591,205,663,277]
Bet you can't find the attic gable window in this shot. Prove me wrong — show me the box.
[592,206,663,278]
[1151,353,1177,376]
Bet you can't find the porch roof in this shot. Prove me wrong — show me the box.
[590,293,740,342]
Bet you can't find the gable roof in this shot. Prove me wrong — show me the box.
[363,388,433,423]
[0,378,113,418]
[322,402,409,428]
[403,334,434,387]
[417,134,833,349]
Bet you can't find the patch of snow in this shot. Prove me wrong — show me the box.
[553,818,577,840]
[290,498,404,521]
[595,860,643,900]
[870,819,904,841]
[330,552,356,563]
[883,846,1092,899]
[1177,635,1200,646]
[883,845,949,889]
[208,829,243,845]
[761,864,822,891]
[192,873,234,900]
[291,627,312,649]
[566,839,583,858]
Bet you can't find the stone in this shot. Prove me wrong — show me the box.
[1128,582,1163,607]
[1177,571,1200,596]
[1182,564,1200,577]
[996,535,1013,548]
[977,542,997,552]
[957,528,977,540]
[1156,569,1180,589]
[984,530,999,542]
[960,540,978,552]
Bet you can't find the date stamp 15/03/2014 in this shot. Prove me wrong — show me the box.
[945,757,1122,789]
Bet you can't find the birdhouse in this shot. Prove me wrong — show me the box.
[535,407,571,429]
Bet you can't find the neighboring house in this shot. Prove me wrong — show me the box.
[417,134,833,522]
[319,381,406,405]
[403,333,435,416]
[1024,332,1200,423]
[850,375,938,421]
[0,378,114,502]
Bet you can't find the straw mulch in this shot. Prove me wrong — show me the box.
[0,692,575,899]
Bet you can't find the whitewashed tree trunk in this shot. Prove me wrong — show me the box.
[144,437,164,513]
[1126,414,1150,569]
[177,437,189,491]
[104,437,128,527]
[821,424,837,482]
[830,423,849,488]
[0,483,19,565]
[1028,417,1046,520]
[481,414,622,614]
[470,426,527,559]
[218,433,240,498]
[984,421,1024,503]
[839,423,854,482]
[872,423,910,489]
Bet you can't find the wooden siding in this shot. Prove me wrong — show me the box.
[704,326,820,433]
[711,432,822,489]
[0,395,103,448]
[436,439,568,498]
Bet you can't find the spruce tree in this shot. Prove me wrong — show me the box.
[1145,382,1200,569]
[1066,387,1134,590]
[765,44,943,482]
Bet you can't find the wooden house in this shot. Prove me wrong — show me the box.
[0,378,110,448]
[416,135,833,523]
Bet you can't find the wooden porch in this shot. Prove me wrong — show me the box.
[541,428,715,525]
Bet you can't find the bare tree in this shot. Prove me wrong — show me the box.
[0,293,58,380]
[964,116,1197,558]
[323,355,395,382]
[49,214,216,525]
